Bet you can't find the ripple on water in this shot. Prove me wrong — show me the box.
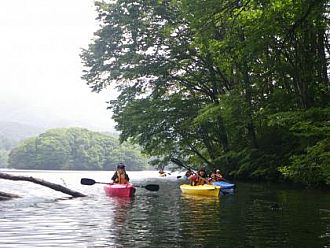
[1,171,329,248]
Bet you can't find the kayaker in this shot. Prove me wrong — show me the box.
[111,163,130,184]
[208,169,224,182]
[159,169,166,177]
[184,169,193,179]
[188,168,209,186]
[215,169,224,181]
[209,169,216,181]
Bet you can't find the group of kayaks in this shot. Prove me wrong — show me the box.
[180,181,235,197]
[82,174,235,198]
[102,179,235,198]
[103,182,234,198]
[103,182,235,198]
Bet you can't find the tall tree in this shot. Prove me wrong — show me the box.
[81,0,329,185]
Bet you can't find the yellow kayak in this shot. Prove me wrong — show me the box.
[180,184,221,197]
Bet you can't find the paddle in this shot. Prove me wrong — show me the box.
[80,178,159,192]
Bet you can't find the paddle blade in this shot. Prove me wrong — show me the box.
[177,176,182,179]
[80,178,96,185]
[144,184,159,191]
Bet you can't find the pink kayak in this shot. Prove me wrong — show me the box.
[103,183,136,197]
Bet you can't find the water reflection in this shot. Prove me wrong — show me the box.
[111,197,134,225]
[180,194,220,204]
[107,196,134,247]
[0,171,329,248]
[177,194,222,247]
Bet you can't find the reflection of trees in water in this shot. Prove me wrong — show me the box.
[178,194,221,246]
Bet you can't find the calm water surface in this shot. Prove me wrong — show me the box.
[0,170,329,248]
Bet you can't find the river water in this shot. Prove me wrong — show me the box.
[0,170,329,248]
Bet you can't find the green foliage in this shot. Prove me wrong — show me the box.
[0,150,9,168]
[279,139,330,186]
[81,0,329,186]
[270,107,330,186]
[0,136,17,168]
[213,148,280,181]
[8,128,150,170]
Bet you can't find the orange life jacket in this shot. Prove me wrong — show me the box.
[116,172,128,184]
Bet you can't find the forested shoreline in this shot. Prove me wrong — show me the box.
[6,128,150,171]
[81,0,329,187]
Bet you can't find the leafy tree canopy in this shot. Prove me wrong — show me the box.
[81,0,329,187]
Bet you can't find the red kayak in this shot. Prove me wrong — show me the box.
[103,183,136,197]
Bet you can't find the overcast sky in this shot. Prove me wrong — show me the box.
[0,0,117,132]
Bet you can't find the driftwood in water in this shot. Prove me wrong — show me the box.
[0,172,86,198]
[0,191,20,201]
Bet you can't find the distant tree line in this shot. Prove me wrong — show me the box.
[8,128,150,171]
[0,136,17,167]
[81,0,329,187]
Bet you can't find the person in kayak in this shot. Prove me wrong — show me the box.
[209,169,224,182]
[183,169,193,179]
[111,163,130,184]
[215,169,224,181]
[159,168,166,177]
[209,169,217,181]
[188,168,209,186]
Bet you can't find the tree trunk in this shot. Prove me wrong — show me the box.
[0,172,86,198]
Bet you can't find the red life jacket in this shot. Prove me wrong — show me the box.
[190,174,207,186]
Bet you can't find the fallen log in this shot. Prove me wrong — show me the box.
[0,172,86,198]
[0,191,20,201]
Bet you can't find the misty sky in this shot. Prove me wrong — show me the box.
[0,0,117,131]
